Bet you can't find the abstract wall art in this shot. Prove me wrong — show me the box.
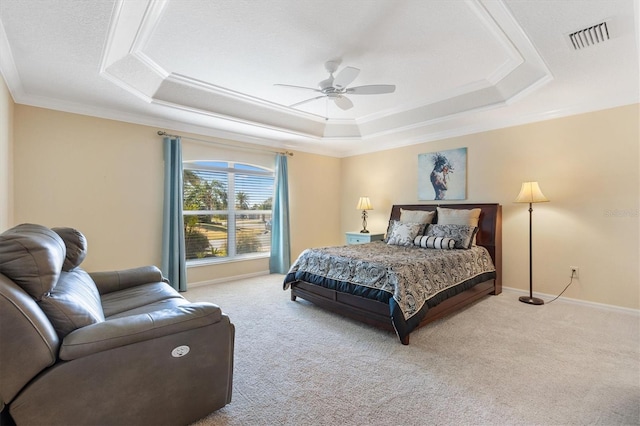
[418,147,467,200]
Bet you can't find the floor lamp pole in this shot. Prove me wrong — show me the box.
[519,202,544,305]
[515,181,548,305]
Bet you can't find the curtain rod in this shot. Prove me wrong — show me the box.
[157,131,293,157]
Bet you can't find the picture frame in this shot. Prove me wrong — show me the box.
[418,147,467,200]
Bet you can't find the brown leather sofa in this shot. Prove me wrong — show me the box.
[0,224,234,426]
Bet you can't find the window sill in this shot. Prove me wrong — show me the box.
[187,253,269,268]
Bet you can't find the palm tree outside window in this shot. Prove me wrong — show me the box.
[183,161,274,262]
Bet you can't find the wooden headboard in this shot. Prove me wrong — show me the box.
[389,203,502,292]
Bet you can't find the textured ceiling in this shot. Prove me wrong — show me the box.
[0,0,638,157]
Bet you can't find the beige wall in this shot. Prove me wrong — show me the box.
[10,102,639,309]
[14,106,165,271]
[12,105,341,283]
[0,75,14,230]
[341,104,640,309]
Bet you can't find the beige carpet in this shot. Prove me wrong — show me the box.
[185,274,639,426]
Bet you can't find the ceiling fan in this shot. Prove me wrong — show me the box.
[275,61,396,111]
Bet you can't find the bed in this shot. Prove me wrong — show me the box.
[283,203,502,345]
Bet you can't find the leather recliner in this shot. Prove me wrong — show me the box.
[0,224,234,426]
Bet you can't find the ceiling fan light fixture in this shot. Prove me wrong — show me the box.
[318,77,334,90]
[334,95,353,110]
[324,60,340,74]
[276,61,396,111]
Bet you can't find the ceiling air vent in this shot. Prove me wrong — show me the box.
[568,21,610,50]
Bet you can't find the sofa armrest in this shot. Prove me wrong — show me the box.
[90,265,167,294]
[59,302,222,360]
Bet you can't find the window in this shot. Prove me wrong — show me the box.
[183,161,274,263]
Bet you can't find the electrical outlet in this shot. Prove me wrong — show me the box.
[570,267,579,278]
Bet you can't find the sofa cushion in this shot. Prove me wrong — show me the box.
[38,269,105,338]
[100,282,185,318]
[90,266,166,295]
[0,224,66,301]
[52,227,88,271]
[106,297,190,319]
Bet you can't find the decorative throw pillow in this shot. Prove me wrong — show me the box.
[386,221,425,247]
[436,207,481,245]
[399,209,435,224]
[384,220,395,242]
[413,235,455,250]
[384,219,403,242]
[425,224,478,249]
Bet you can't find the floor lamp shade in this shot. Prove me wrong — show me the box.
[515,182,549,305]
[515,182,549,204]
[356,197,373,233]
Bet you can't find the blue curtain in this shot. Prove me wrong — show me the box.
[269,154,291,274]
[162,136,187,291]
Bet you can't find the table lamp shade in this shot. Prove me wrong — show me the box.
[356,197,373,211]
[515,182,549,203]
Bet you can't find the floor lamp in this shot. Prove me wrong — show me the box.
[515,182,549,305]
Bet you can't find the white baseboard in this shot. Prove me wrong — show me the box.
[188,270,271,288]
[188,278,639,316]
[502,286,640,317]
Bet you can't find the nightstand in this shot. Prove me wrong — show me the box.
[345,232,384,245]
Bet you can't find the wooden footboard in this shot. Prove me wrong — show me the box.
[291,281,392,331]
[290,278,497,345]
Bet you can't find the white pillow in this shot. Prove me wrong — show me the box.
[413,235,455,250]
[436,207,481,245]
[399,209,435,224]
[436,207,481,226]
[386,221,425,247]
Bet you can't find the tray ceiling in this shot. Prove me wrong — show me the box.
[0,0,638,157]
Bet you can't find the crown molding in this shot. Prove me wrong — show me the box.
[94,0,555,146]
[340,96,638,158]
[4,0,635,160]
[0,19,23,101]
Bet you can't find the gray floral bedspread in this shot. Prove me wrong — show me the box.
[284,241,496,321]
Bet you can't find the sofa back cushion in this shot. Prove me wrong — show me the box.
[0,224,105,338]
[0,224,65,301]
[52,227,88,271]
[38,269,105,338]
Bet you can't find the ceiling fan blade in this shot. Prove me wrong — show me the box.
[334,95,354,110]
[332,66,360,90]
[346,84,396,95]
[290,95,325,108]
[274,84,321,92]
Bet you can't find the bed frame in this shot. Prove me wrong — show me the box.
[289,203,502,345]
